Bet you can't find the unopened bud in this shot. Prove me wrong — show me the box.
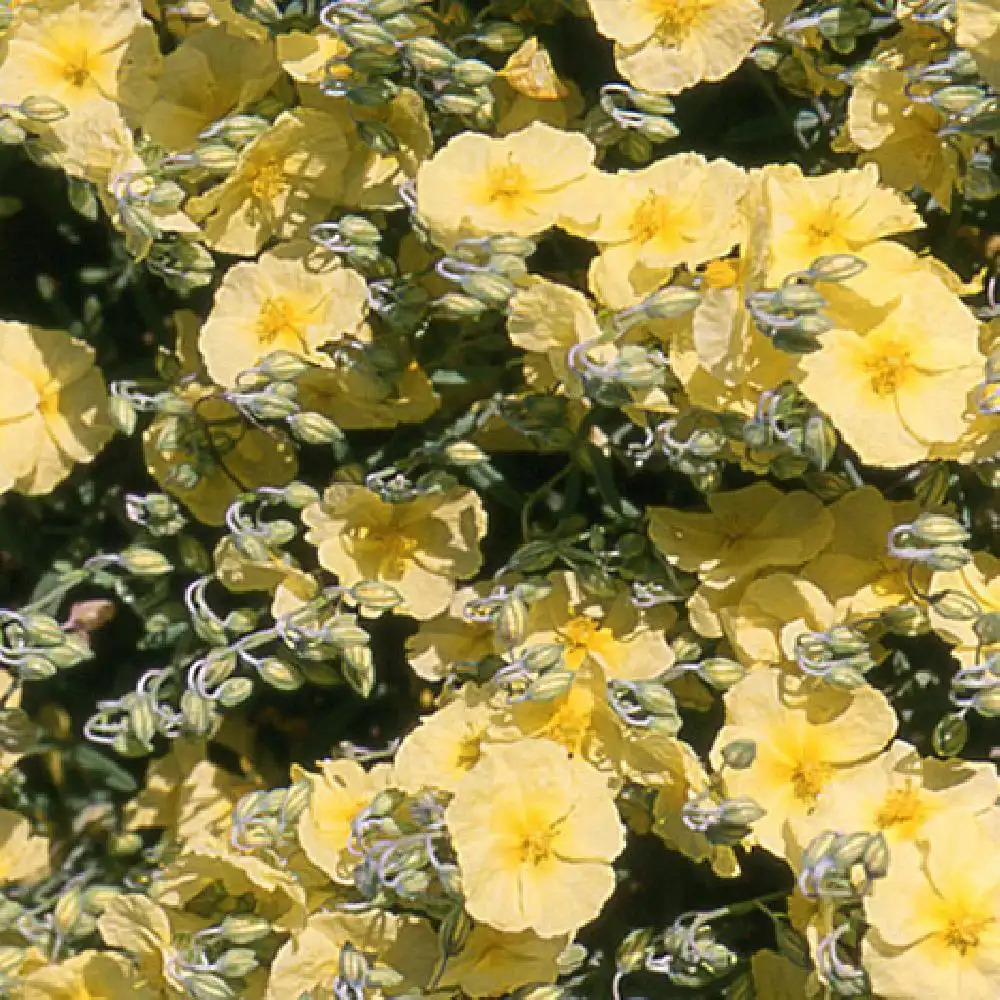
[524,670,575,702]
[910,513,970,547]
[119,547,172,576]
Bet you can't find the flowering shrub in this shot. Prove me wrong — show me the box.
[0,0,999,998]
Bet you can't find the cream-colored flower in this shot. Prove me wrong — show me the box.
[0,808,49,887]
[800,267,983,468]
[394,685,495,794]
[445,738,625,937]
[139,25,279,150]
[438,925,568,997]
[198,245,369,388]
[415,121,597,239]
[648,483,833,590]
[0,0,156,177]
[710,668,897,857]
[296,758,393,884]
[863,810,1000,1000]
[22,950,152,1000]
[0,321,113,496]
[588,0,766,95]
[763,162,923,283]
[187,107,350,255]
[584,154,747,300]
[791,739,999,852]
[519,571,676,681]
[302,484,487,620]
[405,586,497,682]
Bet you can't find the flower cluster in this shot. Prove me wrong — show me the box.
[0,0,999,999]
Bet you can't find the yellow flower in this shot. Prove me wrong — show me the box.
[0,0,155,176]
[296,758,393,884]
[802,486,918,617]
[0,807,49,887]
[394,685,495,794]
[719,572,836,669]
[710,668,897,857]
[143,386,298,527]
[0,321,113,496]
[405,586,497,683]
[297,360,440,433]
[847,59,968,210]
[929,551,1000,666]
[651,737,740,877]
[187,107,350,256]
[587,0,766,95]
[445,738,625,937]
[792,739,999,852]
[437,925,568,997]
[499,37,570,101]
[139,25,279,150]
[584,154,747,303]
[198,245,369,388]
[648,483,833,590]
[302,484,487,621]
[863,811,1000,1000]
[415,121,597,238]
[507,277,604,397]
[22,950,151,1000]
[520,571,676,681]
[124,739,256,845]
[799,268,983,468]
[266,910,436,1000]
[763,162,923,283]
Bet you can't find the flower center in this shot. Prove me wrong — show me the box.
[629,192,678,244]
[646,0,705,40]
[481,161,531,209]
[519,827,556,866]
[789,759,832,804]
[256,297,306,347]
[942,915,988,956]
[873,783,927,833]
[864,347,912,397]
[350,525,420,579]
[62,54,92,88]
[249,160,287,201]
[558,616,616,671]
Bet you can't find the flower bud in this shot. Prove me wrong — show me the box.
[287,411,344,445]
[351,580,404,611]
[403,37,457,73]
[283,482,320,508]
[697,656,746,690]
[433,292,488,319]
[616,927,654,973]
[639,285,701,319]
[932,713,968,757]
[461,270,517,306]
[215,948,259,978]
[910,513,970,547]
[195,142,240,172]
[520,643,565,672]
[524,670,574,702]
[720,740,756,770]
[120,547,172,576]
[342,644,375,697]
[18,95,69,122]
[924,544,972,571]
[452,58,496,87]
[216,677,254,708]
[219,914,272,945]
[975,612,1000,645]
[184,972,234,1000]
[256,657,304,691]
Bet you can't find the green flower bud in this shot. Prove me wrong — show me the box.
[521,643,565,672]
[910,513,970,547]
[256,657,304,691]
[403,37,458,73]
[616,927,655,973]
[433,292,488,319]
[720,740,756,770]
[18,95,69,122]
[120,547,172,576]
[933,589,982,621]
[215,948,258,978]
[195,142,240,172]
[283,481,321,508]
[350,580,404,611]
[524,670,575,702]
[452,58,496,87]
[932,713,968,757]
[287,411,344,445]
[342,644,375,697]
[219,914,272,945]
[216,677,254,708]
[697,656,746,690]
